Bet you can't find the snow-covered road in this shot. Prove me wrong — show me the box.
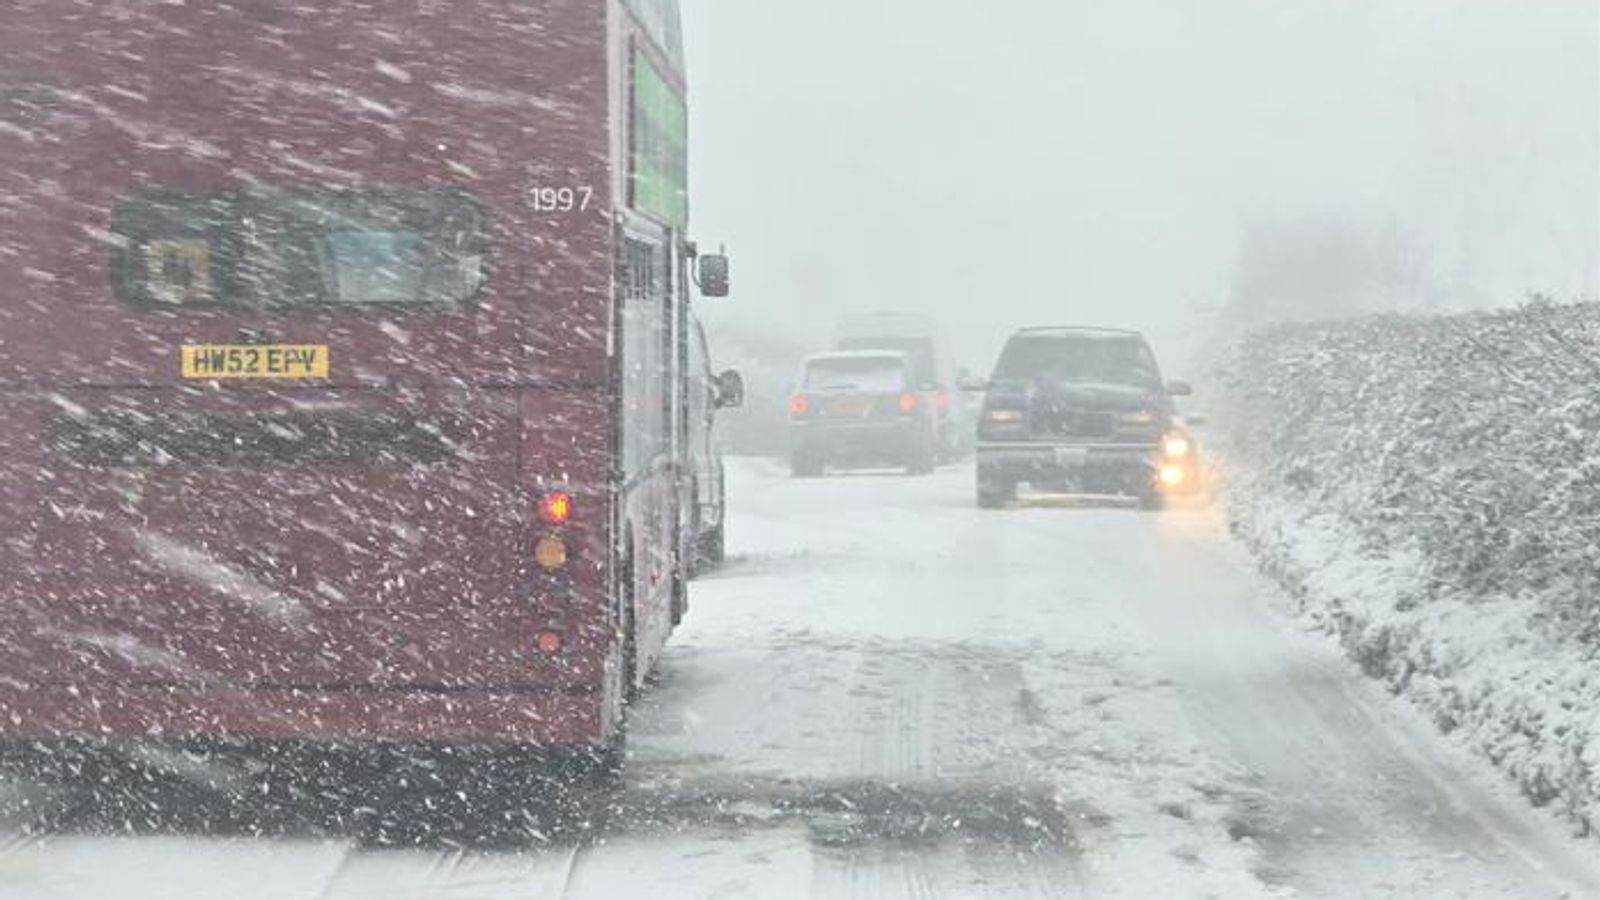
[3,458,1598,899]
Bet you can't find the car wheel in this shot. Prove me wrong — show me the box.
[619,549,640,703]
[791,451,824,478]
[906,441,936,476]
[1138,485,1166,511]
[697,521,725,567]
[977,475,1015,508]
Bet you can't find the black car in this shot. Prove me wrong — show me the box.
[789,350,939,477]
[973,327,1201,508]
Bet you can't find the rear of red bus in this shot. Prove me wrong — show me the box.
[0,2,624,751]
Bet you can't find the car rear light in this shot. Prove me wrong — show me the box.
[539,491,573,525]
[897,392,919,415]
[789,394,809,417]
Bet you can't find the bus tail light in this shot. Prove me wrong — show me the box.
[897,392,919,415]
[534,536,569,570]
[539,491,574,525]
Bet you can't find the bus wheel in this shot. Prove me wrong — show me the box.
[458,742,625,842]
[546,736,626,834]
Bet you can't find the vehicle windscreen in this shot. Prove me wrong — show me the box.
[110,188,488,310]
[992,335,1161,388]
[837,337,935,384]
[804,357,907,392]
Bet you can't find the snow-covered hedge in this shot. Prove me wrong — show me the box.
[1215,300,1600,835]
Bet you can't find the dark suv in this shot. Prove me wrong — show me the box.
[789,351,939,477]
[974,327,1200,508]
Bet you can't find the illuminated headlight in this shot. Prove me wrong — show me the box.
[1163,435,1192,458]
[1159,464,1187,487]
[984,409,1024,423]
[1120,410,1154,426]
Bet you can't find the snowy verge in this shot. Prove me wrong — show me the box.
[1213,301,1600,836]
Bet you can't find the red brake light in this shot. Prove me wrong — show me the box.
[539,491,574,525]
[789,395,809,417]
[898,392,919,415]
[536,631,563,656]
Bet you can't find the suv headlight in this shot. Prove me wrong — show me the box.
[1163,435,1192,457]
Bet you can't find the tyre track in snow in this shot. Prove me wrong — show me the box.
[619,466,1093,897]
[621,464,1130,898]
[294,840,590,900]
[303,844,362,900]
[819,644,1078,900]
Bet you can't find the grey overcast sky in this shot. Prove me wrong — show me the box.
[681,0,1600,373]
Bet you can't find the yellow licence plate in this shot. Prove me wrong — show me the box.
[825,396,871,416]
[181,344,330,380]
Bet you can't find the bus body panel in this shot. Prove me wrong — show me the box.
[0,0,690,748]
[0,682,608,747]
[2,386,611,687]
[0,0,612,389]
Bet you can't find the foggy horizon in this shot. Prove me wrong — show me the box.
[684,0,1600,374]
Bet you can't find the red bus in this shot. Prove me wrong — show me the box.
[0,0,724,769]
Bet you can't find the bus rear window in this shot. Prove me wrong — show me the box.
[109,188,488,311]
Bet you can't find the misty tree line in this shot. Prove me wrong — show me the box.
[1220,298,1600,639]
[1213,299,1600,832]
